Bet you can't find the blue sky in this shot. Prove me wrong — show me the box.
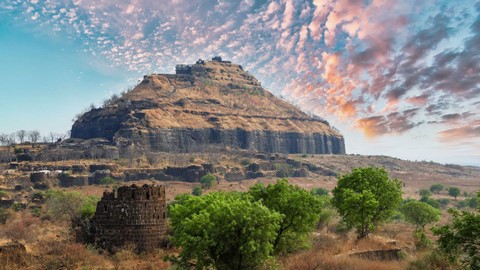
[0,0,479,166]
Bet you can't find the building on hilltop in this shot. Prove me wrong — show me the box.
[90,184,167,253]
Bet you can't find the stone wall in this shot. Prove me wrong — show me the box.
[90,184,167,253]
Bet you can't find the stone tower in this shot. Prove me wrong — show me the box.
[90,184,167,253]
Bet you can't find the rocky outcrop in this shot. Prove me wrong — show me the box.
[71,58,346,154]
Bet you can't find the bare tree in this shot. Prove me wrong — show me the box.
[0,133,7,146]
[28,130,41,146]
[16,130,27,143]
[48,132,59,143]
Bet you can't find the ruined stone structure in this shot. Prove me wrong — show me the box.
[90,184,167,253]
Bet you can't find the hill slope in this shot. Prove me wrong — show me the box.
[71,58,345,154]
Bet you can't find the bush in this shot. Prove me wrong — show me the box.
[429,184,444,194]
[192,186,202,196]
[45,190,99,220]
[311,187,329,196]
[420,196,441,209]
[408,250,458,270]
[419,189,432,198]
[413,230,432,249]
[99,177,116,185]
[274,164,292,178]
[200,173,216,189]
[437,198,451,208]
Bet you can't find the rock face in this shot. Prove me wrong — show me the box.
[71,58,346,154]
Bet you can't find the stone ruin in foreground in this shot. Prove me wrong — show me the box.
[89,184,167,253]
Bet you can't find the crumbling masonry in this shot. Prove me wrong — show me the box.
[90,184,167,253]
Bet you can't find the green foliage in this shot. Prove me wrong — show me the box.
[448,187,461,199]
[99,177,116,185]
[248,179,323,254]
[168,192,282,270]
[400,200,441,231]
[301,153,308,158]
[200,173,216,189]
[332,167,403,238]
[430,183,444,194]
[420,196,441,209]
[433,194,480,269]
[419,189,432,198]
[191,186,202,196]
[311,187,329,196]
[45,190,99,220]
[437,198,451,209]
[413,230,432,249]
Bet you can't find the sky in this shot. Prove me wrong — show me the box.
[0,0,479,166]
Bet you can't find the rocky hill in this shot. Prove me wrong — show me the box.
[71,57,345,154]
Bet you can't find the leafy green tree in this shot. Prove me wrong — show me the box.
[332,167,403,238]
[248,179,323,254]
[168,192,282,270]
[448,187,461,200]
[419,189,432,198]
[400,200,441,231]
[191,186,202,196]
[200,173,216,189]
[430,183,444,194]
[311,187,329,196]
[433,194,480,269]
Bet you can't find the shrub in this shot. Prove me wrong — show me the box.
[99,177,116,185]
[420,196,441,209]
[311,187,329,196]
[436,198,451,208]
[200,173,216,189]
[192,186,202,196]
[419,189,432,198]
[400,200,441,231]
[429,183,444,194]
[45,190,99,220]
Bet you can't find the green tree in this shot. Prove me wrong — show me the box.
[192,186,202,196]
[168,192,281,270]
[430,183,444,194]
[248,179,323,254]
[433,194,480,269]
[419,189,432,198]
[400,200,441,231]
[332,167,403,238]
[200,173,216,189]
[448,187,461,200]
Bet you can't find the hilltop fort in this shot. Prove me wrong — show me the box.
[71,57,345,154]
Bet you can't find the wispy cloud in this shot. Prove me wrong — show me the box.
[4,0,480,146]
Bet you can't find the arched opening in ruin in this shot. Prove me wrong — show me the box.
[146,192,150,200]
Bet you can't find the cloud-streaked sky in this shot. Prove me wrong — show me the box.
[1,0,479,166]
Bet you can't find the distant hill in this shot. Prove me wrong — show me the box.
[71,57,345,154]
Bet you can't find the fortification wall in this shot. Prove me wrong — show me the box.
[91,184,167,253]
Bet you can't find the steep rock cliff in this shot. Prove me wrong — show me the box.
[71,58,346,154]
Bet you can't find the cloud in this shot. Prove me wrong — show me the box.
[4,0,480,145]
[439,121,480,142]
